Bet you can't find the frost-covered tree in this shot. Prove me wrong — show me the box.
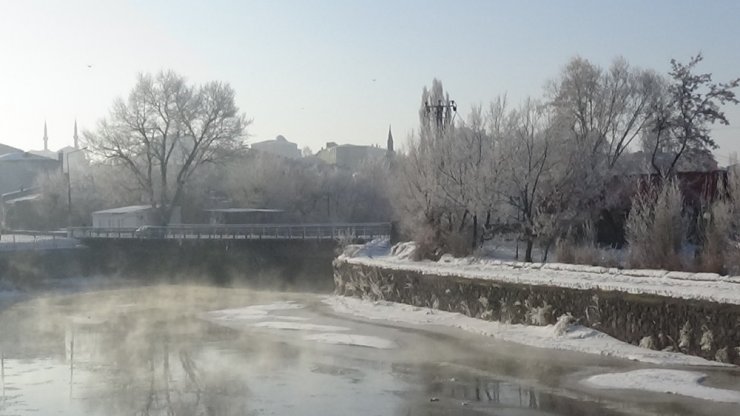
[545,57,666,232]
[497,99,586,261]
[84,70,250,225]
[398,79,500,255]
[208,151,391,223]
[548,57,663,170]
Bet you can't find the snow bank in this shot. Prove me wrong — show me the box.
[323,295,724,366]
[584,369,740,403]
[338,240,740,304]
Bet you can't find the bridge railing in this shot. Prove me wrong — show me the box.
[68,222,391,241]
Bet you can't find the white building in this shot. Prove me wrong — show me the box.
[92,205,156,229]
[315,142,387,170]
[250,135,301,159]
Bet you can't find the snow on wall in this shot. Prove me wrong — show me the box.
[338,240,740,305]
[334,240,740,365]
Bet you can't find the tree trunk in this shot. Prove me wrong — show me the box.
[542,240,552,263]
[459,210,469,232]
[525,239,534,262]
[472,214,478,250]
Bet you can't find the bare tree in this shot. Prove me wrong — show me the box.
[649,54,740,175]
[84,70,249,224]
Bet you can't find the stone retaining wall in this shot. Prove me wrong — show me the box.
[334,259,740,365]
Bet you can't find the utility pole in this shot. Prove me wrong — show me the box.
[424,99,457,130]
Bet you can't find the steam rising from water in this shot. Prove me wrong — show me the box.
[0,283,738,415]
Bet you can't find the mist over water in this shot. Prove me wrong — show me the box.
[0,281,737,415]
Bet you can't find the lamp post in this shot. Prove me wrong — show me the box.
[66,147,87,228]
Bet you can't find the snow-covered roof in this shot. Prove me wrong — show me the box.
[0,143,22,156]
[28,149,59,160]
[4,193,41,204]
[92,205,153,215]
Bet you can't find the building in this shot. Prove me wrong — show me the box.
[92,205,157,229]
[29,121,88,172]
[0,143,22,156]
[0,151,60,195]
[250,135,301,159]
[315,142,387,170]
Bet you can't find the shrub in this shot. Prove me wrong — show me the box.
[697,199,732,273]
[555,239,622,268]
[554,239,575,264]
[411,221,473,261]
[411,224,441,261]
[626,180,687,270]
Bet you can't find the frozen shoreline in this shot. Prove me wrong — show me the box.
[584,369,740,403]
[323,295,726,367]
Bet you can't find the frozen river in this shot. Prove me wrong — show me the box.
[0,282,739,415]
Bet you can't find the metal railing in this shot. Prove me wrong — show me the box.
[68,222,391,242]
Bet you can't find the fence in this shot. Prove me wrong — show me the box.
[67,223,392,242]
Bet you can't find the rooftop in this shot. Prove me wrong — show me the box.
[93,205,153,215]
[0,152,58,162]
[0,143,23,156]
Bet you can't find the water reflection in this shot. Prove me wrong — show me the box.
[65,309,251,415]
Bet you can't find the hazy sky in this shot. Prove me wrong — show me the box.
[1,0,739,162]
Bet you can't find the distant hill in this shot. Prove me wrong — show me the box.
[0,143,22,156]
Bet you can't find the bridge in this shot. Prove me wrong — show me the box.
[68,222,391,242]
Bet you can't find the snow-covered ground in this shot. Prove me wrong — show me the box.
[339,239,740,305]
[584,369,740,403]
[323,295,723,367]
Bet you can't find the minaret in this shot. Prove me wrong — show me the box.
[386,125,394,153]
[43,121,49,151]
[73,120,79,149]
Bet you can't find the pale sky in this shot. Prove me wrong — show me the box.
[1,0,739,162]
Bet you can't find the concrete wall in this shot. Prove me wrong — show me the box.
[333,259,740,365]
[0,240,338,292]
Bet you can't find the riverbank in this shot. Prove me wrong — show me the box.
[334,240,740,365]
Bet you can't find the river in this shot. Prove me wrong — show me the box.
[0,281,738,415]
